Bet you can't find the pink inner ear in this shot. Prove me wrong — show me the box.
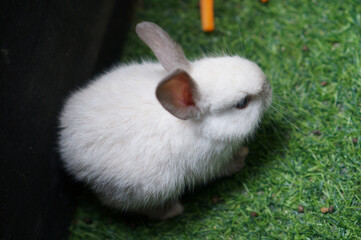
[156,70,198,120]
[159,71,196,108]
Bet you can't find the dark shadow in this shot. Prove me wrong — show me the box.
[0,1,136,239]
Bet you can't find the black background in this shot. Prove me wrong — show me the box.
[0,1,134,239]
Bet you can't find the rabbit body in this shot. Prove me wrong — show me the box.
[59,22,272,218]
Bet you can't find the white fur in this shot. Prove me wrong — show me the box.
[58,23,272,218]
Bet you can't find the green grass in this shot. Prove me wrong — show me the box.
[69,0,361,239]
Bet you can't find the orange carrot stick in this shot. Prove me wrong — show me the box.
[200,0,214,32]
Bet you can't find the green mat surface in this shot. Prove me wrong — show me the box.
[69,1,361,239]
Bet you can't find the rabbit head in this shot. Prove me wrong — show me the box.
[136,22,272,142]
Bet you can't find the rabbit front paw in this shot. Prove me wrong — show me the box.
[222,146,249,177]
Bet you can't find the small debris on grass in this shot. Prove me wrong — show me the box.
[251,212,259,218]
[352,138,358,144]
[332,42,340,50]
[83,217,93,224]
[328,206,335,213]
[212,196,221,204]
[302,45,309,51]
[320,81,328,87]
[313,130,322,136]
[297,205,305,213]
[321,207,329,214]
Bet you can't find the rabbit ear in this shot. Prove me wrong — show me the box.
[136,22,190,72]
[156,69,199,120]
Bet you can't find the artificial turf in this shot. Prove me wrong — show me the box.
[69,0,361,239]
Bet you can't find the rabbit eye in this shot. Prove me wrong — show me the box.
[235,96,251,109]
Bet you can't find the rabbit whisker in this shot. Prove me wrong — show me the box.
[270,104,306,136]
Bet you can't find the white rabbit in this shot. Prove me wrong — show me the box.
[59,22,272,220]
